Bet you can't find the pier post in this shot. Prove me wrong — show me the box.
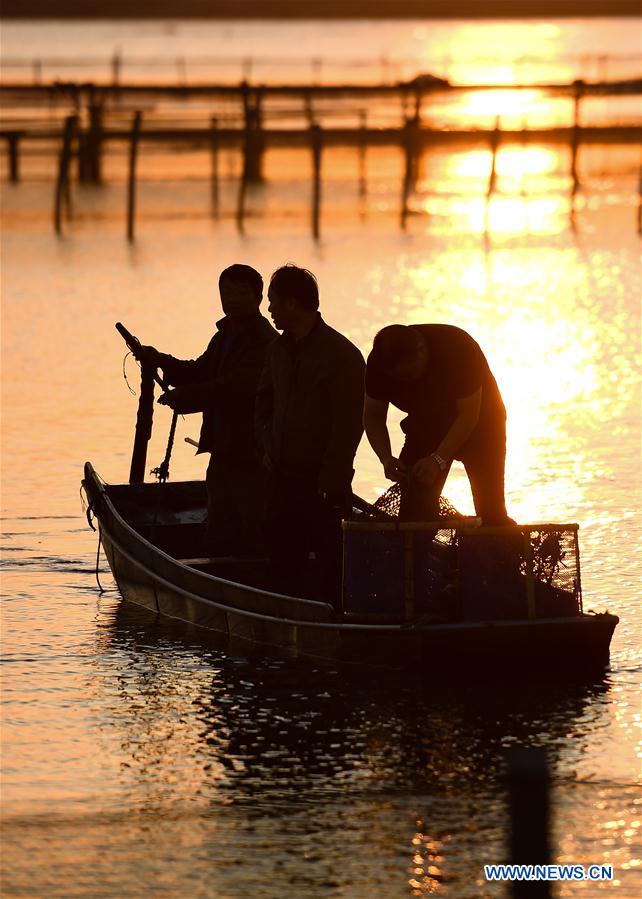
[54,114,77,236]
[241,81,264,184]
[508,748,551,898]
[570,80,584,224]
[210,116,219,219]
[358,110,368,199]
[78,94,104,185]
[311,123,323,241]
[520,118,529,200]
[488,116,501,200]
[7,133,20,183]
[236,130,249,235]
[400,117,417,230]
[127,110,142,243]
[129,362,155,485]
[304,89,315,128]
[111,51,121,87]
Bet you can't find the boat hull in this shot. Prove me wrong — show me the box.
[85,463,619,674]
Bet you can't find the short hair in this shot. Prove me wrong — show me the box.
[371,325,417,371]
[269,264,319,312]
[219,264,263,301]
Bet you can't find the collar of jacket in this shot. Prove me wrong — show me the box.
[282,312,327,352]
[215,310,264,335]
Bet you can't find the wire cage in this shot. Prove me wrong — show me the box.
[342,518,582,623]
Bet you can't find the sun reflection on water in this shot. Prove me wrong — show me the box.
[394,243,639,524]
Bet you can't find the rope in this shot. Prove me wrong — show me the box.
[151,409,179,483]
[95,527,105,594]
[122,351,136,395]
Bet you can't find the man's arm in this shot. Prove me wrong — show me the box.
[363,394,406,481]
[413,387,482,483]
[141,342,213,388]
[157,330,276,415]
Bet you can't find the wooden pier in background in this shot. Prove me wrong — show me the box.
[1,76,640,240]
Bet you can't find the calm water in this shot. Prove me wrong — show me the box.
[2,17,642,899]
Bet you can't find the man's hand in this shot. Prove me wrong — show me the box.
[140,345,162,368]
[412,455,441,486]
[158,388,192,414]
[158,390,177,409]
[383,456,407,482]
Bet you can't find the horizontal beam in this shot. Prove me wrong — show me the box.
[3,1,642,17]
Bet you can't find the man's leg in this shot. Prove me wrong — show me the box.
[399,444,450,522]
[461,433,512,525]
[264,473,314,597]
[206,457,244,555]
[229,460,268,556]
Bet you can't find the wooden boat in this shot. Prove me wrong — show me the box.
[81,461,618,674]
[82,323,617,673]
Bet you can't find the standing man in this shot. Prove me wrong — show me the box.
[363,323,512,525]
[142,264,277,555]
[255,264,365,602]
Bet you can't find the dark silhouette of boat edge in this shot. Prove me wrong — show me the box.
[82,461,618,674]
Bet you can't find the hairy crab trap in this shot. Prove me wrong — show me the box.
[344,486,582,622]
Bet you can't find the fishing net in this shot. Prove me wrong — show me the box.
[345,484,582,622]
[355,481,463,522]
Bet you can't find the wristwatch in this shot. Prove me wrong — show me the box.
[430,452,448,472]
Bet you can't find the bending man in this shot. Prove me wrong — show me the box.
[364,323,512,525]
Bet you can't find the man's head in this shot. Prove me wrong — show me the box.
[219,264,263,320]
[371,325,428,381]
[267,265,319,332]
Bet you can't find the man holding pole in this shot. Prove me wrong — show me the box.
[142,264,277,556]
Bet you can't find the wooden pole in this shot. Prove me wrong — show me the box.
[111,51,121,87]
[129,362,155,485]
[127,110,142,243]
[400,118,416,231]
[240,81,264,184]
[78,96,103,185]
[210,115,219,219]
[520,118,529,200]
[236,132,248,235]
[570,80,584,225]
[487,116,501,200]
[7,134,20,183]
[311,123,323,241]
[358,110,367,199]
[508,749,551,899]
[88,102,103,184]
[304,89,315,128]
[637,165,642,236]
[54,114,76,236]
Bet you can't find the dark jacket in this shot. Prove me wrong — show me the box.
[255,315,365,494]
[159,312,277,462]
